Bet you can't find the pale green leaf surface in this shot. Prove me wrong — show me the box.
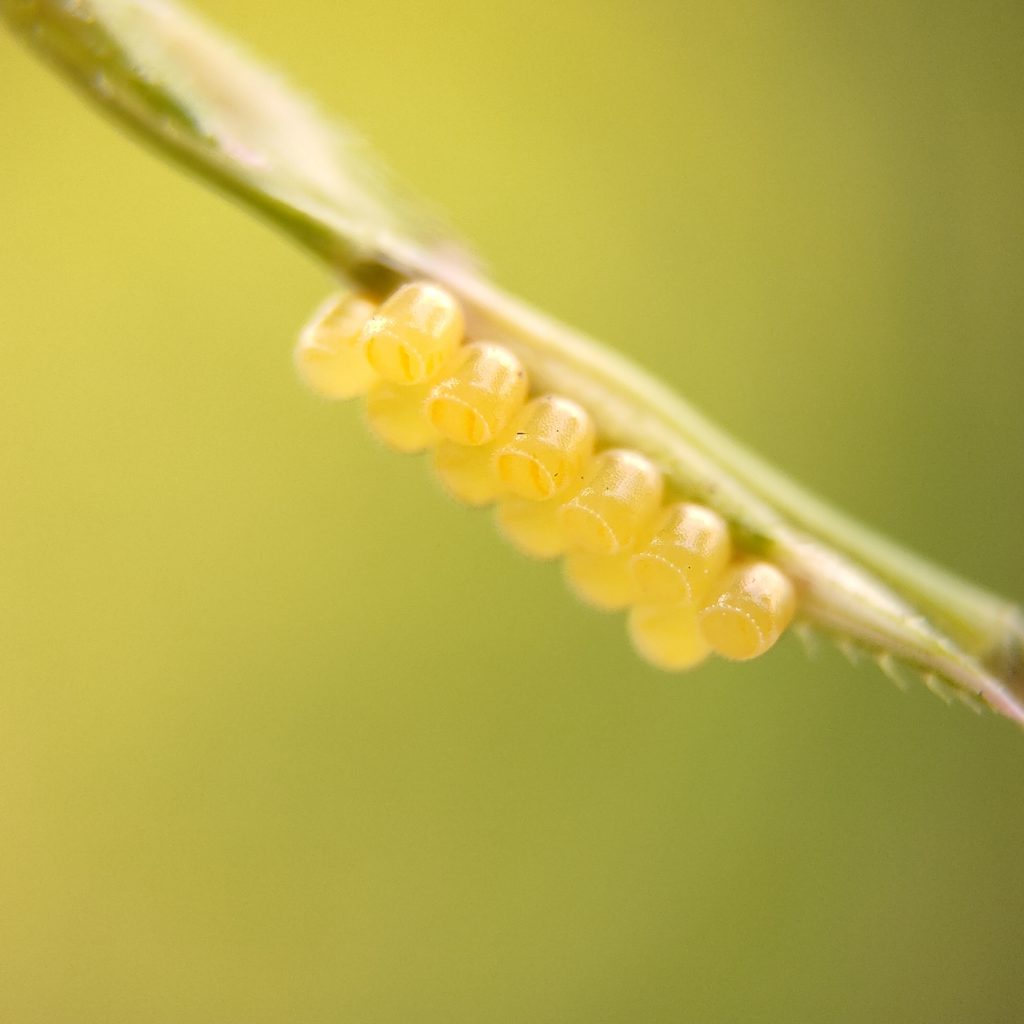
[0,0,463,269]
[3,0,1022,725]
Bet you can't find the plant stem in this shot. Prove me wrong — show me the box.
[4,0,1021,724]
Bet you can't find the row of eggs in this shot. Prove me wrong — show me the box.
[295,282,796,671]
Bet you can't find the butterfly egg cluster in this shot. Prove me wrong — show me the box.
[295,282,797,670]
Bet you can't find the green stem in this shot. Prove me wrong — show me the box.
[4,0,1022,724]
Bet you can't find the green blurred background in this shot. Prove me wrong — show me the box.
[2,1,1023,1020]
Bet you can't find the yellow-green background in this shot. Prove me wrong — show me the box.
[2,1,1023,1020]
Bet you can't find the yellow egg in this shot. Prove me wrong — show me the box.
[563,547,642,611]
[293,292,379,399]
[628,602,712,671]
[364,378,439,453]
[699,561,796,660]
[495,395,595,500]
[431,436,506,507]
[632,502,732,605]
[426,342,528,446]
[561,449,663,554]
[361,281,464,385]
[495,490,577,560]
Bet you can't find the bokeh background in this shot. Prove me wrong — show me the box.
[2,1,1023,1021]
